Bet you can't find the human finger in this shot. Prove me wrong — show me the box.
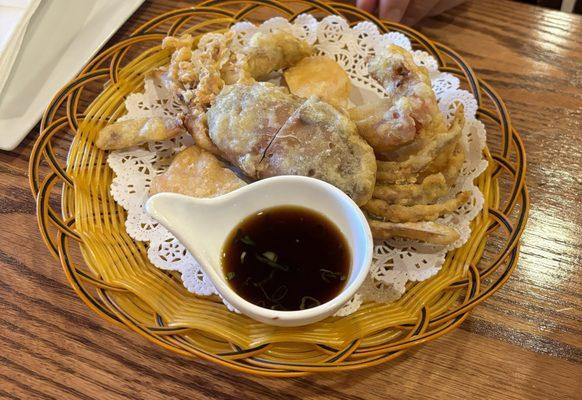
[401,0,440,25]
[356,0,379,13]
[378,0,411,21]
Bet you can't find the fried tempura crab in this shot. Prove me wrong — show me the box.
[95,29,471,245]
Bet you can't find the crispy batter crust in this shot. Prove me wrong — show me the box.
[363,191,471,223]
[150,146,245,197]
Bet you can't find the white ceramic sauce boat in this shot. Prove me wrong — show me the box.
[145,176,373,327]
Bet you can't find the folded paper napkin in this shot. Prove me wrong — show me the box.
[0,0,42,97]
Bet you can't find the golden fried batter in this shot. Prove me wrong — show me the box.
[207,82,376,205]
[376,107,464,184]
[351,44,445,153]
[161,32,236,103]
[375,128,459,183]
[368,219,460,245]
[240,30,313,81]
[284,56,351,108]
[161,29,312,92]
[258,96,377,205]
[149,146,245,197]
[419,142,465,184]
[373,173,448,206]
[160,34,195,93]
[442,144,465,183]
[363,191,471,223]
[207,82,303,177]
[95,117,183,150]
[102,31,476,246]
[368,45,443,131]
[350,97,417,151]
[154,30,312,154]
[182,108,220,155]
[97,31,232,152]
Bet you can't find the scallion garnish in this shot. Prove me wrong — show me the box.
[255,253,289,271]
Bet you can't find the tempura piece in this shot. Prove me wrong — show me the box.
[239,30,313,81]
[350,97,417,151]
[373,173,448,206]
[159,34,195,93]
[160,29,311,98]
[95,117,183,150]
[368,44,443,131]
[419,142,465,184]
[441,144,465,183]
[207,82,376,205]
[350,44,445,152]
[207,82,303,177]
[368,219,460,245]
[284,56,351,108]
[258,97,377,205]
[152,30,312,154]
[376,107,464,184]
[150,146,245,197]
[141,33,238,154]
[363,191,471,223]
[160,32,237,103]
[182,108,220,155]
[390,104,465,163]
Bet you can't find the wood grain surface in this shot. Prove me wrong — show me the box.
[1,0,581,398]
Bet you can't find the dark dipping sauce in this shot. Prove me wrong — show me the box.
[222,206,351,311]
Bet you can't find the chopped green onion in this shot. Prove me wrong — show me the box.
[320,268,345,282]
[255,253,289,272]
[300,296,321,310]
[240,235,256,246]
[272,285,288,302]
[255,270,276,287]
[262,251,278,262]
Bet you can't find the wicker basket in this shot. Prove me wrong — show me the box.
[28,0,529,377]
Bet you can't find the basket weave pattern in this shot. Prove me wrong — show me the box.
[29,0,529,376]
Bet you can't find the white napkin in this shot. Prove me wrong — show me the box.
[0,0,42,97]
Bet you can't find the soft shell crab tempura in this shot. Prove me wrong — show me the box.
[207,82,377,205]
[349,45,446,154]
[95,27,471,245]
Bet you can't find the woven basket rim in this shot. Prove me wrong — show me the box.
[28,0,529,377]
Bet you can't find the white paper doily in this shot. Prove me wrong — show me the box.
[107,15,488,316]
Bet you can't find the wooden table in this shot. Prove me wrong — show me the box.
[1,0,580,398]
